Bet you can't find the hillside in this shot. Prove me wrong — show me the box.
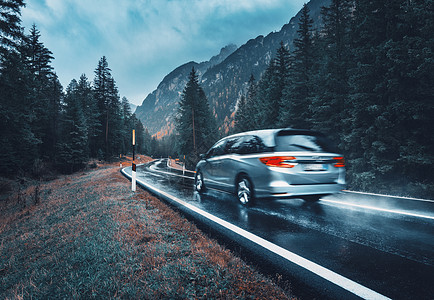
[135,44,237,138]
[135,0,330,137]
[0,161,293,299]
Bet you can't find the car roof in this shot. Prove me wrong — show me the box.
[222,128,320,147]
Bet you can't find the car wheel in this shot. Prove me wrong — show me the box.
[195,171,206,193]
[303,195,321,202]
[237,176,254,206]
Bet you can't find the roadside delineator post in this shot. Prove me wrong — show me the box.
[132,129,136,192]
[183,155,185,176]
[132,161,136,191]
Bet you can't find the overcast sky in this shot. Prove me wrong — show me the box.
[21,0,307,106]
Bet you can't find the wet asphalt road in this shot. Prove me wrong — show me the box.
[124,159,434,299]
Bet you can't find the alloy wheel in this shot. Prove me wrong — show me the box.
[237,177,252,205]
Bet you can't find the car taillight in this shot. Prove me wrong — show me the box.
[259,156,297,168]
[333,157,345,167]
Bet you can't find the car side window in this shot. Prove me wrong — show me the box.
[225,137,240,154]
[207,139,226,158]
[228,135,268,154]
[229,136,246,154]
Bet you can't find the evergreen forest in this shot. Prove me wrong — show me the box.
[0,1,151,176]
[1,0,433,198]
[234,1,434,197]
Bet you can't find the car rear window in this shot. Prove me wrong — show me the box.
[275,131,338,153]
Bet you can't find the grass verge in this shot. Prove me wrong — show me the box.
[0,161,296,299]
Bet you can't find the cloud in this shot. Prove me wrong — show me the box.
[21,0,306,105]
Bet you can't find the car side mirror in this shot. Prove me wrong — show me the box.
[200,154,206,160]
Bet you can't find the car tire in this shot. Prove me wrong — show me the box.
[303,195,321,202]
[237,176,254,206]
[195,171,206,193]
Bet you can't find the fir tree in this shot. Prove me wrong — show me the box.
[280,4,314,129]
[310,0,354,145]
[255,58,282,128]
[234,95,248,132]
[256,42,291,129]
[0,0,25,63]
[0,50,38,174]
[93,56,122,159]
[57,79,88,172]
[176,67,217,164]
[77,74,100,158]
[234,75,257,132]
[23,24,60,159]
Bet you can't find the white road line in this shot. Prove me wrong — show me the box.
[148,163,193,180]
[344,190,434,203]
[321,199,434,220]
[164,159,432,204]
[121,167,391,300]
[144,164,434,220]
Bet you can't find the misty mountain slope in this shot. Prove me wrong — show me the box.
[135,45,237,138]
[135,0,330,137]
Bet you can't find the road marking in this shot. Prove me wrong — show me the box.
[163,160,433,203]
[121,167,391,300]
[147,162,434,220]
[321,199,434,220]
[344,190,434,203]
[148,162,194,180]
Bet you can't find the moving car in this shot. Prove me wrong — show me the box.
[194,128,346,205]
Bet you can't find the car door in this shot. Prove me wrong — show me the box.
[203,139,226,189]
[214,137,240,192]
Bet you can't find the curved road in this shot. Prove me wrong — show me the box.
[122,159,434,299]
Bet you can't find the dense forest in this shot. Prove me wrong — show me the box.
[0,1,153,176]
[234,0,434,197]
[1,0,433,198]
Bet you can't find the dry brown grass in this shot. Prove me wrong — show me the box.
[0,160,295,299]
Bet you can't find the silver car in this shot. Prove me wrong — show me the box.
[194,128,346,205]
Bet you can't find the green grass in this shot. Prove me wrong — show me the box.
[0,162,295,299]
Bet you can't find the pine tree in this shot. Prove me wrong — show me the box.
[310,0,354,145]
[57,79,88,172]
[253,60,278,129]
[120,96,132,154]
[93,56,122,160]
[77,74,100,158]
[106,76,123,158]
[0,1,40,175]
[176,67,217,164]
[0,50,38,174]
[256,42,291,129]
[23,24,60,159]
[0,0,25,63]
[234,95,248,132]
[93,56,110,158]
[280,4,314,129]
[234,74,257,132]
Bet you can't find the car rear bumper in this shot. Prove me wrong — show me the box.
[255,183,346,198]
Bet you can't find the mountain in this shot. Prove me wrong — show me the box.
[135,44,237,138]
[135,0,330,137]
